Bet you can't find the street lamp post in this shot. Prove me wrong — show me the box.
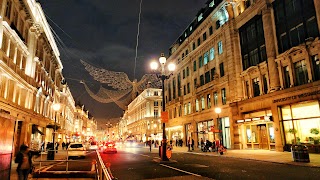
[106,122,112,141]
[214,107,222,146]
[150,53,175,161]
[52,103,61,159]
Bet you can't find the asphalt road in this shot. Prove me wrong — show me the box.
[104,147,320,180]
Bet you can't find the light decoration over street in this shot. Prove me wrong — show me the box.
[80,60,162,110]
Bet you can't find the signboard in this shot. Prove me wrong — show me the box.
[161,111,169,123]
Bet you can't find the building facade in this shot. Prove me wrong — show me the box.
[126,88,163,143]
[163,0,320,153]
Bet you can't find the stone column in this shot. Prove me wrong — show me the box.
[271,104,283,152]
[25,24,41,77]
[262,6,280,92]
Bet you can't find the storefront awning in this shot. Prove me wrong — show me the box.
[32,124,44,135]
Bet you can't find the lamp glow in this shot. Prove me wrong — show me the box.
[215,107,221,114]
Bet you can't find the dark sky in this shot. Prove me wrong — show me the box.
[39,0,207,126]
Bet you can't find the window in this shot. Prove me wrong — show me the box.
[209,48,215,60]
[187,83,190,94]
[154,101,158,106]
[186,67,189,76]
[245,81,250,97]
[5,0,12,19]
[263,75,268,94]
[197,38,201,46]
[183,85,186,95]
[178,73,181,96]
[204,52,209,65]
[207,94,211,109]
[186,49,189,56]
[184,104,187,115]
[154,110,159,118]
[283,66,291,88]
[154,91,159,96]
[193,61,197,71]
[252,77,260,97]
[219,63,224,77]
[195,99,199,112]
[221,88,227,105]
[205,71,210,84]
[200,75,204,86]
[214,92,218,105]
[183,69,186,79]
[203,32,207,41]
[182,53,185,60]
[201,96,205,110]
[179,106,182,117]
[294,60,308,86]
[194,78,197,88]
[273,0,319,53]
[210,68,216,81]
[312,55,320,81]
[198,13,203,22]
[209,26,213,35]
[218,41,223,54]
[173,78,176,99]
[199,56,203,68]
[188,102,191,114]
[193,42,196,50]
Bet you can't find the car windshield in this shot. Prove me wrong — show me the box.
[91,142,97,145]
[70,144,83,148]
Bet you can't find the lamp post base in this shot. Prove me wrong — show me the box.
[161,139,169,161]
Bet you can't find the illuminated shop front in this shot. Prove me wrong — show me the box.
[236,110,275,150]
[280,100,320,152]
[197,120,214,145]
[167,126,183,142]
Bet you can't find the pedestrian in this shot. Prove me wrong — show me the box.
[15,145,33,180]
[40,141,45,152]
[188,137,191,151]
[55,142,59,153]
[191,139,194,151]
[200,138,204,151]
[175,139,178,147]
[148,140,152,152]
[62,142,66,150]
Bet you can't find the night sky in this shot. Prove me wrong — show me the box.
[39,0,207,126]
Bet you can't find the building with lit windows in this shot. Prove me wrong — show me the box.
[126,88,162,143]
[164,0,320,152]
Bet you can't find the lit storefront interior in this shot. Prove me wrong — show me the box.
[236,110,275,150]
[167,126,183,144]
[281,101,320,153]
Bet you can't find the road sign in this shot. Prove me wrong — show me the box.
[161,111,169,123]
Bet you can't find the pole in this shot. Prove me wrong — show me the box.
[52,112,57,159]
[161,74,168,161]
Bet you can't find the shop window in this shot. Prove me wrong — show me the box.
[283,66,291,88]
[294,60,308,86]
[282,101,320,145]
[268,124,275,143]
[312,55,320,81]
[252,77,260,97]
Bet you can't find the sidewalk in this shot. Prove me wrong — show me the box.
[170,146,320,168]
[10,150,68,180]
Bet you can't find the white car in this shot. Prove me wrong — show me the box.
[67,143,86,159]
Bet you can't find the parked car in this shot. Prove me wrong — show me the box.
[68,143,86,159]
[103,142,117,153]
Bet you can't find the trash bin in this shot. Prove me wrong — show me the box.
[291,145,310,162]
[47,148,54,160]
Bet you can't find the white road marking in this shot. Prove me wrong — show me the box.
[42,162,64,172]
[140,154,150,157]
[160,164,202,177]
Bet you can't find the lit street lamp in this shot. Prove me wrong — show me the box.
[106,122,112,141]
[150,53,175,161]
[52,103,61,159]
[214,107,222,146]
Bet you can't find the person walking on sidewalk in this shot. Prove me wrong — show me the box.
[15,145,33,180]
[191,139,194,151]
[188,137,191,151]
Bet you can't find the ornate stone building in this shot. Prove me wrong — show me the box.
[164,0,320,152]
[126,88,162,142]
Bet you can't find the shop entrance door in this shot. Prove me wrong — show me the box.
[258,124,268,149]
